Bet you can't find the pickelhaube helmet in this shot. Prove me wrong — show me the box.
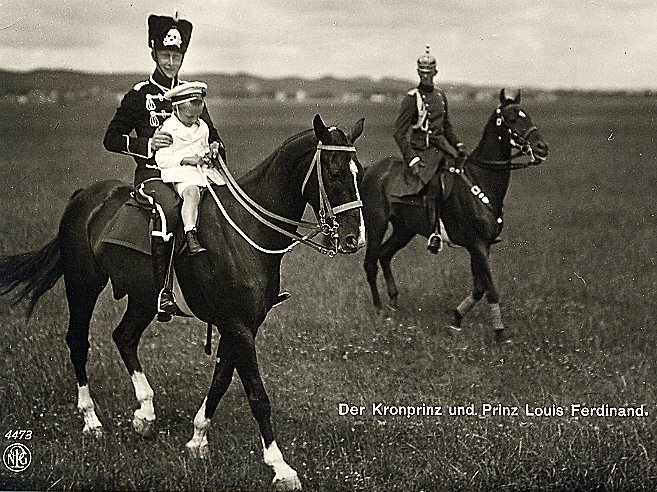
[148,11,193,54]
[417,45,437,73]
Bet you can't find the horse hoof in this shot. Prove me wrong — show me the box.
[132,416,157,440]
[494,330,512,344]
[272,473,302,491]
[185,443,210,460]
[82,425,104,439]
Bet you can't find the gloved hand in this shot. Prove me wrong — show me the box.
[455,143,468,170]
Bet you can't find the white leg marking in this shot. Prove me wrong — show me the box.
[186,397,211,458]
[77,385,103,434]
[131,372,155,422]
[262,439,301,489]
[456,293,479,317]
[489,303,505,331]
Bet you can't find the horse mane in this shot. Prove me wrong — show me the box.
[239,128,316,183]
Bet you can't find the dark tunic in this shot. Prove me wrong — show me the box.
[103,69,225,186]
[393,83,461,167]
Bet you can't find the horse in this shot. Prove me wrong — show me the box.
[0,114,365,491]
[360,89,548,340]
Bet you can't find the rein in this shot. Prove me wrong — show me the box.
[468,106,542,171]
[445,104,542,222]
[202,141,360,257]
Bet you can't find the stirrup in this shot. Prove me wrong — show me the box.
[427,232,442,254]
[157,289,177,322]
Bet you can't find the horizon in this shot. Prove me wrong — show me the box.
[1,1,655,92]
[1,67,652,94]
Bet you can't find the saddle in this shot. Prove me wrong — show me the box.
[388,162,456,207]
[98,196,186,256]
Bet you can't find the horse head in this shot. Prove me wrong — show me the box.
[486,88,549,164]
[303,114,365,254]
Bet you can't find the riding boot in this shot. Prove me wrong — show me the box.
[427,199,442,254]
[185,229,207,255]
[151,237,176,322]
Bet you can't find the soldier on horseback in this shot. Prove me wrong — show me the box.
[393,46,467,253]
[103,12,226,322]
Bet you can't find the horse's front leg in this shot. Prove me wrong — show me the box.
[460,246,507,339]
[238,326,302,489]
[112,297,158,439]
[186,339,235,459]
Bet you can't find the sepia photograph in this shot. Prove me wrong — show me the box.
[0,1,655,490]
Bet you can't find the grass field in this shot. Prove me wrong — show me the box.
[0,94,655,491]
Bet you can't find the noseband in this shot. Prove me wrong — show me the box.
[301,142,362,238]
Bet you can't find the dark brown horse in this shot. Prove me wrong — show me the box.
[0,114,364,491]
[361,89,548,340]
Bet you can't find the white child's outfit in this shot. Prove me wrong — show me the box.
[155,114,224,196]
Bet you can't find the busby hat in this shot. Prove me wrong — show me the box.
[148,13,192,54]
[417,45,437,73]
[164,81,207,105]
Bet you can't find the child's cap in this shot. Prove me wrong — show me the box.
[164,81,207,105]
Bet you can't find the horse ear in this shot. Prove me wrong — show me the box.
[499,88,507,105]
[349,118,365,143]
[313,114,331,143]
[513,89,521,104]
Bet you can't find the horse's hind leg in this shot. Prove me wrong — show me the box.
[112,296,157,438]
[63,267,108,436]
[379,224,415,309]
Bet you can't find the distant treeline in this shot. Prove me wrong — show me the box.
[0,69,652,105]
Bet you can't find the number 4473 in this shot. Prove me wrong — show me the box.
[5,430,32,440]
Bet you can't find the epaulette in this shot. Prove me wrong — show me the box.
[406,88,419,96]
[132,80,149,91]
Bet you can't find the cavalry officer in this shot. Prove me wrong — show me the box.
[104,13,226,321]
[393,46,467,253]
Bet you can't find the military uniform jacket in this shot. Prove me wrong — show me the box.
[393,84,461,166]
[103,70,225,186]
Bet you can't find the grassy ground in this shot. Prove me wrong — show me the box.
[0,95,655,490]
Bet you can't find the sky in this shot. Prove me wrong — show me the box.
[1,0,655,90]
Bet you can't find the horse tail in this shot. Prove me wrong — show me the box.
[0,236,63,318]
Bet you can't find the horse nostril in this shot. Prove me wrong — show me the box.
[537,142,549,154]
[345,234,358,250]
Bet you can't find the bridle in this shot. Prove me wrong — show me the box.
[301,143,361,237]
[202,140,362,257]
[447,104,544,222]
[468,104,543,171]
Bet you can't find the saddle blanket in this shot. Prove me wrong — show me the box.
[100,198,161,255]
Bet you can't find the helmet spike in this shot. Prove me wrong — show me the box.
[173,9,179,21]
[417,45,437,73]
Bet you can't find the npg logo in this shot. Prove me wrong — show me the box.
[3,443,32,472]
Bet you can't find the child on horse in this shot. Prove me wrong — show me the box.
[155,81,224,255]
